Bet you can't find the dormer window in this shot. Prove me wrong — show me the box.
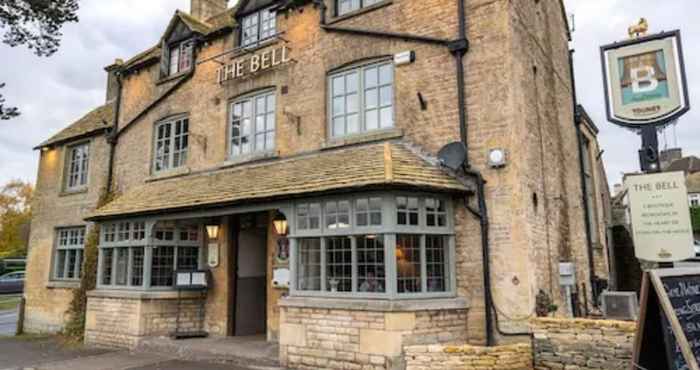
[241,7,276,48]
[168,40,194,76]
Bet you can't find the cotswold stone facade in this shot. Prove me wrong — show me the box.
[26,0,610,368]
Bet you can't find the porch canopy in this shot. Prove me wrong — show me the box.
[87,141,471,221]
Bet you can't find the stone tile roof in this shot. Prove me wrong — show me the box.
[88,142,469,220]
[667,156,700,174]
[687,172,700,194]
[36,102,114,149]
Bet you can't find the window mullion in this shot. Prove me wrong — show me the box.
[290,238,298,292]
[96,248,104,287]
[420,235,427,293]
[63,250,70,280]
[127,247,134,287]
[144,246,153,289]
[75,248,82,278]
[351,236,357,293]
[320,238,327,292]
[386,234,397,298]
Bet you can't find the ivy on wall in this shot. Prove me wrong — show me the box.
[691,207,700,232]
[63,190,116,340]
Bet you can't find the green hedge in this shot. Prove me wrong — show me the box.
[691,207,700,232]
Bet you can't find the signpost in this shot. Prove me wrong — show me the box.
[625,171,695,262]
[634,268,700,370]
[601,28,690,172]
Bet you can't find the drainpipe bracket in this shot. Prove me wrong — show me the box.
[448,38,470,54]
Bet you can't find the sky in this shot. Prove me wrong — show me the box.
[0,0,698,188]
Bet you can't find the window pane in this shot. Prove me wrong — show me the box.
[426,236,448,292]
[396,235,422,293]
[364,66,378,88]
[177,246,199,271]
[357,236,385,293]
[298,238,321,291]
[56,250,66,279]
[169,46,180,75]
[379,64,393,85]
[151,246,175,287]
[365,88,378,109]
[131,248,144,286]
[115,248,128,286]
[297,204,309,230]
[102,249,113,285]
[309,203,321,229]
[369,197,382,226]
[326,237,352,292]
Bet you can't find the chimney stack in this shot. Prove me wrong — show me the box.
[191,0,228,21]
[104,58,124,104]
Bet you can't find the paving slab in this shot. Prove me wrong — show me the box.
[0,337,111,370]
[31,351,167,370]
[127,360,275,370]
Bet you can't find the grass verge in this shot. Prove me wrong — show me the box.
[0,296,20,311]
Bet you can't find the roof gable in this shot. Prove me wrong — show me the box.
[36,102,115,149]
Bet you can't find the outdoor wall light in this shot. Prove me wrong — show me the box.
[206,224,220,240]
[488,148,507,168]
[273,211,289,236]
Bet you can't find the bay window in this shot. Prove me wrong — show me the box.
[291,193,455,299]
[98,221,202,290]
[329,61,394,138]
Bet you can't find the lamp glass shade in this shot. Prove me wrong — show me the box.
[272,213,288,236]
[206,225,220,240]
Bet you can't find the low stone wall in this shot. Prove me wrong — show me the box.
[531,318,636,370]
[278,297,469,370]
[404,343,533,370]
[85,291,204,348]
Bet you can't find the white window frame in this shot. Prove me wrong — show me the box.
[153,116,189,173]
[290,192,456,300]
[240,7,277,48]
[337,0,383,16]
[98,221,203,291]
[168,40,194,76]
[53,227,86,281]
[65,142,89,191]
[229,90,276,159]
[328,61,394,138]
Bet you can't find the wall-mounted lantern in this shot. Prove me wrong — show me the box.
[206,223,220,268]
[272,211,289,236]
[273,211,290,265]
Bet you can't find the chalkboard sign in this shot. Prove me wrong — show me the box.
[660,273,700,370]
[634,268,700,370]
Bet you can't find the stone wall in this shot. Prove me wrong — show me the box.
[85,292,204,348]
[531,318,636,370]
[279,298,468,370]
[404,343,533,370]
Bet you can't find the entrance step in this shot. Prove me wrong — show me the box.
[135,335,284,369]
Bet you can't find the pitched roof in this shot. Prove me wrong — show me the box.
[88,142,469,220]
[36,102,114,149]
[666,156,700,174]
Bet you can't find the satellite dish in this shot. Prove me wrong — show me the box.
[437,142,467,171]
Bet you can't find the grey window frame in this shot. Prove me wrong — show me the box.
[97,221,203,291]
[229,90,276,159]
[289,192,456,300]
[328,60,395,139]
[153,116,189,173]
[240,6,277,48]
[52,226,86,281]
[65,142,90,191]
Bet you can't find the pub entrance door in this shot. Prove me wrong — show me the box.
[233,213,268,336]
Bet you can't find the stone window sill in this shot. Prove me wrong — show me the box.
[220,151,279,169]
[146,167,191,182]
[87,289,202,300]
[279,296,468,312]
[327,1,394,25]
[322,128,403,150]
[47,281,80,289]
[59,187,88,197]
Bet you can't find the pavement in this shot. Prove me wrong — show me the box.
[0,310,17,336]
[0,337,279,370]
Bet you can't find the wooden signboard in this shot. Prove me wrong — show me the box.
[634,268,700,370]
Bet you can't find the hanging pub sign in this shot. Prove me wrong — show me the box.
[633,268,700,370]
[625,171,695,262]
[217,45,291,84]
[601,30,690,127]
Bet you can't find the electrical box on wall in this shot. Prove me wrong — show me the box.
[394,51,416,66]
[273,268,290,289]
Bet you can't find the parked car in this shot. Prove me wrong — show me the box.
[0,271,24,294]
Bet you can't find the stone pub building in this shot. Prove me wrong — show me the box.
[25,0,611,368]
